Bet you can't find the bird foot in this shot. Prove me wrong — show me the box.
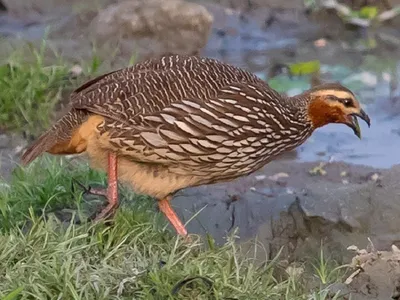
[71,178,90,195]
[71,178,108,197]
[92,201,118,221]
[71,178,119,222]
[88,186,119,221]
[86,187,108,198]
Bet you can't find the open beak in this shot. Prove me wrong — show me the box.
[347,109,371,139]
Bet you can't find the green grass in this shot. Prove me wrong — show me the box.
[0,156,350,299]
[0,38,138,137]
[0,39,72,136]
[0,40,350,299]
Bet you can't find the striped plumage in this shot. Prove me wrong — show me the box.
[21,54,370,236]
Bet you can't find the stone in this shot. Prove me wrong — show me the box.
[0,1,6,11]
[345,245,400,299]
[170,160,400,263]
[89,0,213,58]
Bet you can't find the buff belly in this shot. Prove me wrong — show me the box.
[85,133,201,199]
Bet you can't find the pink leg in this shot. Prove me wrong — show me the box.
[158,196,187,237]
[92,152,119,221]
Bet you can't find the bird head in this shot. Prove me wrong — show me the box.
[306,83,370,138]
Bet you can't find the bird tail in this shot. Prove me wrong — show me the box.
[21,109,87,165]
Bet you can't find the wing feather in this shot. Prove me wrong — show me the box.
[95,83,290,179]
[70,55,266,123]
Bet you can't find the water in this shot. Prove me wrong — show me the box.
[202,5,400,169]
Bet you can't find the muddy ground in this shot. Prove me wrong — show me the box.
[1,0,400,298]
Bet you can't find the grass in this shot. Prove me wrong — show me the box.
[0,40,350,299]
[0,39,71,136]
[0,37,137,137]
[0,156,350,299]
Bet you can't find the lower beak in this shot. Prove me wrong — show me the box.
[347,109,371,139]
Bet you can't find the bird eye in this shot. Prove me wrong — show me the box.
[326,95,353,107]
[341,98,353,107]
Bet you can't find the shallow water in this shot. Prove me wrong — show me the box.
[202,6,400,169]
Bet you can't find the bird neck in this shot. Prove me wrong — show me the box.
[283,94,314,127]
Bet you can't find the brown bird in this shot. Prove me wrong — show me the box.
[21,55,370,237]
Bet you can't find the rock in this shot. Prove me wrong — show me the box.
[268,172,289,182]
[69,64,83,78]
[89,0,213,58]
[345,245,400,299]
[171,160,400,262]
[0,1,6,11]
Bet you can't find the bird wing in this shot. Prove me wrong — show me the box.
[70,55,266,123]
[95,82,296,179]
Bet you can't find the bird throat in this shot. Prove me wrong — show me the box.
[307,97,341,129]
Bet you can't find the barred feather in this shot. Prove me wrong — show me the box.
[22,54,357,198]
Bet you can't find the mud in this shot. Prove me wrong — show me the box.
[341,244,400,299]
[172,159,398,254]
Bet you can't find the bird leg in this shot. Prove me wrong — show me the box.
[91,152,119,221]
[158,196,187,237]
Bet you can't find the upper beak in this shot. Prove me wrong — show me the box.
[347,109,371,139]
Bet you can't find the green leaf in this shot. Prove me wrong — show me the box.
[359,6,378,19]
[288,60,320,76]
[90,55,101,74]
[1,287,24,300]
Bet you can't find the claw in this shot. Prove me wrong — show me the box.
[71,178,91,194]
[71,153,119,223]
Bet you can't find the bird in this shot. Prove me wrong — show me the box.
[21,54,370,237]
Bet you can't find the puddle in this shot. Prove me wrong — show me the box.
[262,61,400,169]
[202,5,400,169]
[0,12,70,40]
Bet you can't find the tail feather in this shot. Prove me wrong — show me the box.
[21,129,57,165]
[21,109,87,165]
